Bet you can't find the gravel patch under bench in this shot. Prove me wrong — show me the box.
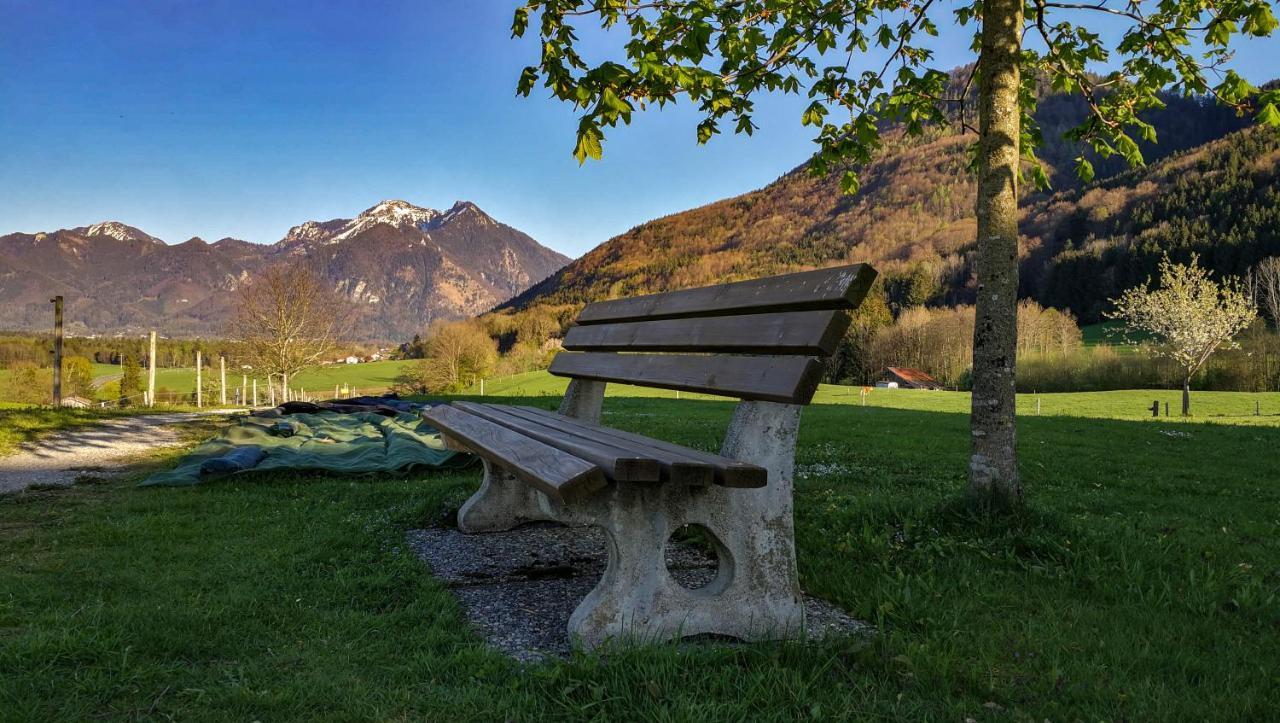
[408,523,870,663]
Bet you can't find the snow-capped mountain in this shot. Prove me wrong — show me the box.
[0,200,570,340]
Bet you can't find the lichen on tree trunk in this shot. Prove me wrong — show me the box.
[969,0,1024,507]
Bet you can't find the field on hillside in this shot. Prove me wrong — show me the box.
[81,359,415,399]
[2,384,1276,719]
[0,362,117,385]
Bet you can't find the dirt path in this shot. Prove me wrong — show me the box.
[0,412,233,494]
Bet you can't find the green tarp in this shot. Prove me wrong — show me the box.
[141,410,473,486]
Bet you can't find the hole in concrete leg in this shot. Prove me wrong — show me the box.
[665,524,730,592]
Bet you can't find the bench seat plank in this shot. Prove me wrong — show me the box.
[576,263,876,325]
[562,310,849,356]
[459,402,718,487]
[504,404,767,488]
[422,404,606,502]
[549,352,825,404]
[449,402,661,483]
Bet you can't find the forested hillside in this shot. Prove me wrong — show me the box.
[1024,127,1280,320]
[498,90,1270,324]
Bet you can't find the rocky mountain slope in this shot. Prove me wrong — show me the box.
[0,200,569,340]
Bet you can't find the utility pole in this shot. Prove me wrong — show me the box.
[196,350,203,407]
[50,296,63,406]
[147,331,157,408]
[220,357,226,406]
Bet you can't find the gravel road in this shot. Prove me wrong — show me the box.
[0,412,233,494]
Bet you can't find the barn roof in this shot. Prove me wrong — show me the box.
[885,367,941,386]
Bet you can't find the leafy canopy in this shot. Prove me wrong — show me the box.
[513,0,1279,190]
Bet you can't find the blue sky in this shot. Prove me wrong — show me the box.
[1,1,1276,258]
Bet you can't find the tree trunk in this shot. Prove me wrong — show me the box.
[1182,375,1191,416]
[969,0,1024,508]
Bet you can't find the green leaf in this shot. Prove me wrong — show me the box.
[696,119,717,144]
[511,6,530,37]
[801,101,827,127]
[1257,103,1280,127]
[840,170,860,195]
[1205,18,1234,47]
[1075,157,1095,183]
[1244,4,1279,35]
[516,67,538,97]
[876,25,894,48]
[1031,163,1051,192]
[573,122,604,165]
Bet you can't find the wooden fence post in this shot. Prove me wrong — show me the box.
[196,350,203,407]
[51,296,63,407]
[252,378,258,407]
[219,357,226,406]
[148,331,157,408]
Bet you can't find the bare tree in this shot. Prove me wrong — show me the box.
[1108,255,1255,416]
[394,319,497,394]
[229,264,352,387]
[1252,257,1280,329]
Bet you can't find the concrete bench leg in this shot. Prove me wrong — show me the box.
[567,400,806,648]
[456,461,554,533]
[456,379,607,534]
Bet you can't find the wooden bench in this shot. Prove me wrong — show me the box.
[424,263,877,648]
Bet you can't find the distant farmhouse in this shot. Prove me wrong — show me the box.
[878,367,943,390]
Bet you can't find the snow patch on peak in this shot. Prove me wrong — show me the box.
[285,220,335,243]
[85,221,154,243]
[362,199,440,223]
[328,200,441,244]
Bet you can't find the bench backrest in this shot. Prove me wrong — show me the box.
[550,264,878,405]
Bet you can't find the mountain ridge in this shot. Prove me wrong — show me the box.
[0,199,570,340]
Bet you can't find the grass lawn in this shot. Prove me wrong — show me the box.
[1,388,1277,719]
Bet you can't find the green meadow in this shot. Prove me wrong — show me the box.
[1,384,1277,719]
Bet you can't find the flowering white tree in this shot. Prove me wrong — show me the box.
[1108,255,1256,416]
